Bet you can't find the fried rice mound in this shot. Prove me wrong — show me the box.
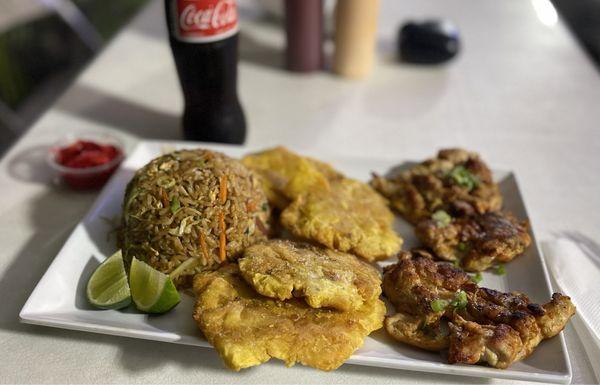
[120,149,270,288]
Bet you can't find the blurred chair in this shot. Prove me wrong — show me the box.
[0,0,148,156]
[40,0,104,51]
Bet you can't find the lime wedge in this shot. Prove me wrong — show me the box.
[86,250,131,310]
[130,258,180,313]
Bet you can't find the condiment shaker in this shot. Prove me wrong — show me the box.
[285,0,324,72]
[333,0,380,78]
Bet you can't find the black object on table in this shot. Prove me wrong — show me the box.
[398,20,460,64]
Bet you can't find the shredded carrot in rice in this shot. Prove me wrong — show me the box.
[160,188,169,207]
[217,175,228,262]
[219,211,226,262]
[246,200,256,212]
[219,175,228,204]
[255,217,268,235]
[199,230,210,264]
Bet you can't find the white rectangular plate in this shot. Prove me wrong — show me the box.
[20,141,571,384]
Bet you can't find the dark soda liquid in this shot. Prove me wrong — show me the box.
[165,1,246,144]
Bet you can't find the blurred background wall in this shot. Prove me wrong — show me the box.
[0,0,598,157]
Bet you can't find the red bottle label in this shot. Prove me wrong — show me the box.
[170,0,239,43]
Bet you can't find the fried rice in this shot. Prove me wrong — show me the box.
[120,149,270,288]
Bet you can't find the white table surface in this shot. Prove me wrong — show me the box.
[1,0,599,383]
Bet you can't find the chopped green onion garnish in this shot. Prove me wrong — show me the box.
[432,210,452,227]
[450,290,468,309]
[471,272,483,284]
[457,242,468,252]
[262,202,268,211]
[452,259,461,267]
[495,264,506,276]
[431,299,449,312]
[170,196,180,214]
[449,165,479,190]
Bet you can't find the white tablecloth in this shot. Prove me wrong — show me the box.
[1,0,599,383]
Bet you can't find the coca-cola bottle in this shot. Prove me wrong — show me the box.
[165,0,246,144]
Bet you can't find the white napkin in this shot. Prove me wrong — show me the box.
[542,238,600,380]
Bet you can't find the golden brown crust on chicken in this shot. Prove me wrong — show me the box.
[385,312,450,351]
[281,179,403,262]
[382,250,473,323]
[238,240,381,311]
[371,148,502,224]
[192,264,385,371]
[382,250,576,369]
[538,293,576,338]
[464,287,544,361]
[448,316,523,369]
[415,211,532,272]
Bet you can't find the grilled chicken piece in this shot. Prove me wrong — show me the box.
[415,211,531,272]
[448,315,523,369]
[538,293,577,338]
[371,148,502,224]
[382,249,473,324]
[385,312,450,351]
[465,287,544,360]
[382,250,576,369]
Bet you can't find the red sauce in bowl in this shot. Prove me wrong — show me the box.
[53,140,123,190]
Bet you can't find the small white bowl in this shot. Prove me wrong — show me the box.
[46,132,125,190]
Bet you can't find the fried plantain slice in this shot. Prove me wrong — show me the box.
[193,264,385,371]
[239,240,381,311]
[280,179,402,262]
[242,146,342,209]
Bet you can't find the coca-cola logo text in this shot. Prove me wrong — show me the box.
[174,0,238,41]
